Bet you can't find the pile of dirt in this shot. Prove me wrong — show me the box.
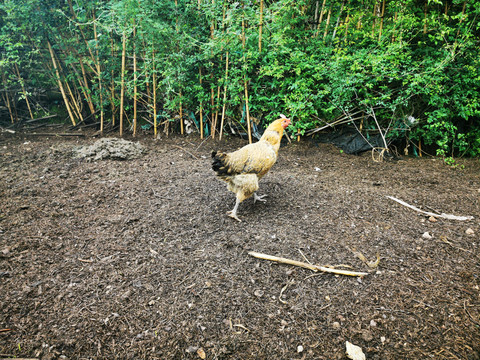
[73,138,145,160]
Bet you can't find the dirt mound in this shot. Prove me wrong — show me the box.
[74,138,145,160]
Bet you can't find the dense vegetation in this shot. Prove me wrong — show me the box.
[1,0,479,158]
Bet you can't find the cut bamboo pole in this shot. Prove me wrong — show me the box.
[331,0,345,41]
[323,7,332,40]
[343,1,351,42]
[423,2,428,34]
[314,0,327,37]
[54,51,83,123]
[371,1,378,37]
[259,0,264,53]
[179,91,184,135]
[378,0,386,41]
[93,9,104,133]
[14,63,34,120]
[78,58,96,116]
[175,0,184,135]
[244,77,252,144]
[152,50,158,138]
[391,11,398,42]
[219,51,229,140]
[242,3,252,144]
[249,252,370,277]
[455,1,467,38]
[110,27,116,126]
[119,32,126,136]
[210,0,216,138]
[133,24,137,137]
[199,67,204,139]
[47,41,76,126]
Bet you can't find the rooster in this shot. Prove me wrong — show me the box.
[211,115,291,221]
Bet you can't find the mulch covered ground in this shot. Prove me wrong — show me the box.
[1,130,479,359]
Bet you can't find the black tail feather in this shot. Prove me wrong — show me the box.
[211,151,231,176]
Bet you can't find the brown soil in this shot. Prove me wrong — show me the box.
[1,130,479,360]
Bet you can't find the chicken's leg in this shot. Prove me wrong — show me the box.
[227,198,242,222]
[253,192,267,203]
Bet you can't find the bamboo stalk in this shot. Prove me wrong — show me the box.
[244,77,252,144]
[323,7,332,40]
[391,11,398,42]
[210,0,216,138]
[119,32,126,136]
[2,72,15,123]
[110,27,116,126]
[14,63,34,120]
[423,2,428,34]
[316,0,327,36]
[175,0,184,135]
[47,41,76,126]
[371,1,378,37]
[219,51,229,140]
[259,0,264,53]
[455,1,467,38]
[179,91,184,135]
[93,9,104,134]
[331,1,346,41]
[378,0,386,41]
[242,2,252,144]
[199,67,204,139]
[78,58,96,115]
[152,50,157,138]
[133,24,137,137]
[54,51,83,123]
[344,14,350,42]
[248,251,370,277]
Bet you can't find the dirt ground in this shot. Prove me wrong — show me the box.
[1,129,479,360]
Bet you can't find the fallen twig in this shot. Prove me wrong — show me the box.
[0,329,12,333]
[172,144,199,159]
[248,251,369,277]
[387,196,474,221]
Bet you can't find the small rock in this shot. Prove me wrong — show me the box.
[422,232,433,240]
[465,228,475,235]
[370,319,377,327]
[197,347,206,359]
[332,321,341,330]
[254,289,264,298]
[186,346,198,354]
[428,216,437,222]
[297,345,304,353]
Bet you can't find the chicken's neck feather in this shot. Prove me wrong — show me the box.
[260,130,282,153]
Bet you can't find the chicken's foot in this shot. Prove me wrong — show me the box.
[253,192,267,203]
[227,198,242,222]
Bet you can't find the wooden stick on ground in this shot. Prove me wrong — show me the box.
[248,251,369,277]
[387,196,474,221]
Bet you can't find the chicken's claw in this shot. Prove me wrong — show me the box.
[227,211,242,222]
[253,193,267,203]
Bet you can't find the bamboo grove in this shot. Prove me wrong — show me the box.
[1,0,479,157]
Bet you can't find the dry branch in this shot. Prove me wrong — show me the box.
[248,251,369,277]
[387,196,474,221]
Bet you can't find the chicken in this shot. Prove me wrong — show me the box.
[211,115,291,221]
